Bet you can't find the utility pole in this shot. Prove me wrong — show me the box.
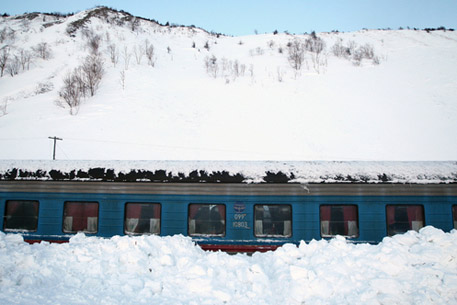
[48,136,63,160]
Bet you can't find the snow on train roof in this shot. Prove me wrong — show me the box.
[0,160,456,183]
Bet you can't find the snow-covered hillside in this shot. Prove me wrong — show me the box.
[1,7,456,161]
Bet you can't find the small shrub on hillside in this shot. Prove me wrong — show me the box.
[287,39,305,71]
[331,39,379,66]
[35,81,54,94]
[204,55,218,78]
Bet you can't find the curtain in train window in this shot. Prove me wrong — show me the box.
[124,203,161,235]
[386,205,424,236]
[188,204,225,236]
[320,205,359,238]
[254,205,292,237]
[3,200,39,231]
[453,206,457,229]
[63,201,99,233]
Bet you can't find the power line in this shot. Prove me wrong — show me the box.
[62,136,311,159]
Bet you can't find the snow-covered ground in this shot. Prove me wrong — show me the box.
[1,8,457,161]
[1,227,456,304]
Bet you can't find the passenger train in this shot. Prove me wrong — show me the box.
[2,178,456,252]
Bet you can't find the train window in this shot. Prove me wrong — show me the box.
[63,201,99,234]
[254,205,292,238]
[124,203,161,235]
[386,205,424,236]
[320,205,359,238]
[3,200,39,232]
[188,204,225,236]
[453,206,457,229]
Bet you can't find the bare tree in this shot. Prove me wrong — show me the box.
[120,70,126,90]
[59,70,84,115]
[305,34,326,73]
[82,55,104,96]
[287,40,305,71]
[357,44,375,60]
[133,45,144,64]
[122,46,131,70]
[0,28,8,43]
[0,98,8,117]
[33,42,52,60]
[58,54,104,114]
[0,46,10,77]
[73,67,87,98]
[130,17,140,32]
[6,55,19,76]
[305,36,325,54]
[107,43,119,67]
[144,40,155,67]
[331,38,350,58]
[204,55,218,78]
[18,48,32,71]
[88,34,102,55]
[0,27,15,43]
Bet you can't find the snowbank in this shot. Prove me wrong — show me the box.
[1,227,456,304]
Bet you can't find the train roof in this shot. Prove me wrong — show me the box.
[0,160,456,184]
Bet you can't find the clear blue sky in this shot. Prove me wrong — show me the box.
[2,0,457,36]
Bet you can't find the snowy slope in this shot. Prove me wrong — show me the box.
[0,8,456,161]
[1,227,457,304]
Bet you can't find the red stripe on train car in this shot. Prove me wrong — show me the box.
[25,239,68,244]
[25,239,280,253]
[199,244,280,253]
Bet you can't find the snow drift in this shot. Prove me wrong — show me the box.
[1,227,456,304]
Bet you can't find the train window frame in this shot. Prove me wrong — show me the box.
[254,204,292,238]
[3,200,39,232]
[386,204,425,236]
[319,204,359,238]
[124,202,161,235]
[188,204,226,237]
[62,201,99,234]
[452,205,457,230]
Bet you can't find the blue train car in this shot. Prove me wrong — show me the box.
[1,181,456,252]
